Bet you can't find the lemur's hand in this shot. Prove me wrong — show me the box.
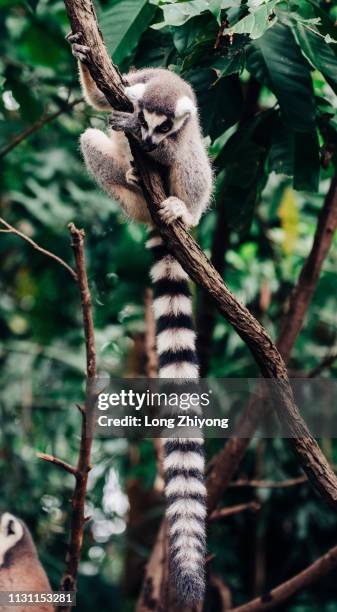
[108,110,139,134]
[66,32,90,63]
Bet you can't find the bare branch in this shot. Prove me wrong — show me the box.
[0,97,83,160]
[230,543,337,612]
[230,476,308,489]
[277,175,337,363]
[308,350,337,378]
[68,223,96,378]
[0,217,77,281]
[136,522,168,612]
[210,574,232,610]
[37,452,78,478]
[209,501,261,521]
[57,223,97,611]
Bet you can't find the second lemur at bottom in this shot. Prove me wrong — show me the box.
[69,33,213,604]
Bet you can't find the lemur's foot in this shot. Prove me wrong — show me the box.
[159,197,193,226]
[108,110,139,133]
[66,32,90,62]
[126,166,140,188]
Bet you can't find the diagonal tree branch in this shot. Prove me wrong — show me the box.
[209,501,261,521]
[37,452,78,478]
[230,542,337,612]
[0,217,77,280]
[0,97,83,160]
[63,0,337,511]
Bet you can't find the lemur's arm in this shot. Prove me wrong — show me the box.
[67,33,111,111]
[79,63,111,111]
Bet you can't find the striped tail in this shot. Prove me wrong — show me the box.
[146,229,206,604]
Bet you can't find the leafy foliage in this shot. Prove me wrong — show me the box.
[1,0,337,610]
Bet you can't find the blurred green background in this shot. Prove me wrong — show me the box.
[1,0,337,609]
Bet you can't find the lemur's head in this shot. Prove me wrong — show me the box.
[125,73,197,152]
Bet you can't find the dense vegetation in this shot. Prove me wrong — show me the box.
[1,0,337,609]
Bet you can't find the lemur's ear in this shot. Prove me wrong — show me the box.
[0,513,24,566]
[125,83,146,103]
[175,96,196,118]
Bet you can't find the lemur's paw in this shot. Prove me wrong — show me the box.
[66,33,90,63]
[126,167,140,187]
[159,197,193,226]
[108,110,138,133]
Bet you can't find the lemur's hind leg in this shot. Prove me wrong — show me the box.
[80,128,150,223]
[159,196,195,227]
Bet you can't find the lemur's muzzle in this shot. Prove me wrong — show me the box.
[142,138,157,153]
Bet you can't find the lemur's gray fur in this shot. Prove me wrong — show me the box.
[68,32,213,604]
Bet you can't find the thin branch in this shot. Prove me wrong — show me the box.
[209,501,261,521]
[230,476,309,489]
[37,452,78,478]
[308,350,337,378]
[210,574,232,611]
[136,522,168,612]
[232,468,337,490]
[57,223,97,611]
[0,97,83,159]
[277,175,337,363]
[68,223,96,378]
[230,543,337,612]
[0,217,77,281]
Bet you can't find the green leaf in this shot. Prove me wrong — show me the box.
[268,118,294,176]
[186,69,243,139]
[152,0,209,29]
[208,0,223,25]
[212,50,245,79]
[293,23,337,94]
[307,0,337,43]
[225,0,279,40]
[4,70,43,122]
[293,129,320,191]
[19,23,66,67]
[172,14,217,58]
[101,0,156,65]
[268,116,320,191]
[152,0,241,29]
[215,111,275,232]
[246,23,316,132]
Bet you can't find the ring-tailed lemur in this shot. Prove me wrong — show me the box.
[67,32,213,603]
[0,513,53,612]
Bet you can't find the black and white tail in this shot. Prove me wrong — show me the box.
[146,229,206,604]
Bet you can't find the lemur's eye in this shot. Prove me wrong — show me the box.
[138,111,148,129]
[157,120,172,134]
